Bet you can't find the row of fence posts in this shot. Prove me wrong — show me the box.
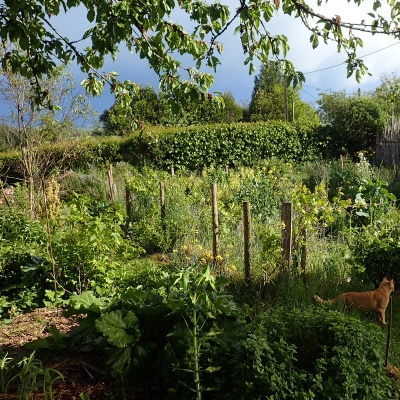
[106,164,296,281]
[160,181,295,281]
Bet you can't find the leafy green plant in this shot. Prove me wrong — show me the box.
[51,194,142,296]
[328,156,396,228]
[5,352,64,400]
[42,367,65,400]
[0,352,13,394]
[0,211,46,247]
[166,265,237,399]
[26,326,66,354]
[11,352,43,400]
[0,252,50,317]
[351,223,400,285]
[64,265,240,397]
[213,307,392,399]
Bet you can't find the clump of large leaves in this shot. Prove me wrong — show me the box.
[64,265,240,391]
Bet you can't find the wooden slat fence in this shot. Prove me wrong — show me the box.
[376,118,400,166]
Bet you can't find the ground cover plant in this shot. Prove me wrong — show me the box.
[1,155,400,398]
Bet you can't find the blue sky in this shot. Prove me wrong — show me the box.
[1,0,400,120]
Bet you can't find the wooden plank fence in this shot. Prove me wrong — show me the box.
[376,118,400,166]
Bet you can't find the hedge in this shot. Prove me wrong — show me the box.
[0,121,321,180]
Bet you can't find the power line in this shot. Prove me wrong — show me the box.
[301,87,319,100]
[303,83,330,91]
[303,40,400,75]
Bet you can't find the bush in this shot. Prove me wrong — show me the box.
[0,122,321,180]
[0,212,50,316]
[212,307,392,399]
[328,155,396,228]
[351,224,400,286]
[0,252,50,315]
[51,194,143,296]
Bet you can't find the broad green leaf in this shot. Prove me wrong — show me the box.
[311,33,319,49]
[356,69,362,83]
[87,8,95,23]
[95,310,140,348]
[67,291,108,314]
[25,338,53,350]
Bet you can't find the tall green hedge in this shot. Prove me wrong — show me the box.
[120,121,320,170]
[0,121,320,180]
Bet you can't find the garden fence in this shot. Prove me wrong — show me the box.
[376,117,400,167]
[124,179,294,282]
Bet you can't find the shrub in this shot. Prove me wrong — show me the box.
[212,307,392,399]
[0,212,49,316]
[0,121,320,179]
[51,194,142,296]
[351,223,400,286]
[64,265,239,397]
[0,252,50,316]
[328,155,396,228]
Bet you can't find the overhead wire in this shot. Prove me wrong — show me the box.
[300,41,400,99]
[303,41,400,75]
[301,87,319,100]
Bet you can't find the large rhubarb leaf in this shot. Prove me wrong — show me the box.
[95,310,140,348]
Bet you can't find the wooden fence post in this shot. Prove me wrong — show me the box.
[107,164,115,202]
[300,227,308,288]
[160,181,166,234]
[243,201,251,282]
[281,202,293,270]
[211,183,219,264]
[125,185,133,217]
[171,166,175,176]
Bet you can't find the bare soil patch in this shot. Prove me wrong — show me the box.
[0,308,124,399]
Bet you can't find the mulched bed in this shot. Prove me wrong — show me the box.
[0,308,124,399]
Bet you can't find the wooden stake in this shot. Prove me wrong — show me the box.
[107,164,115,202]
[243,201,251,282]
[281,202,293,271]
[211,183,219,264]
[385,295,393,368]
[160,181,166,234]
[300,228,308,288]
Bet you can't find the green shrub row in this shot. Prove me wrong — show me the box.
[0,121,321,179]
[145,121,320,170]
